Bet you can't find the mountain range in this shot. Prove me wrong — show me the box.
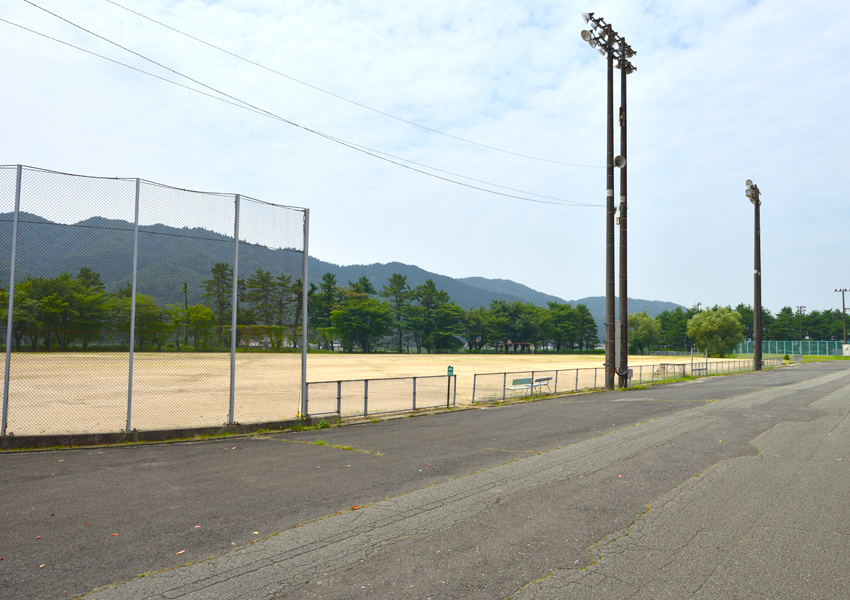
[0,213,684,338]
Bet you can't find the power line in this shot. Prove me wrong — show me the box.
[105,0,603,169]
[8,5,601,207]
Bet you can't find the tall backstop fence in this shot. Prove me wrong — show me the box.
[735,340,848,356]
[0,165,309,437]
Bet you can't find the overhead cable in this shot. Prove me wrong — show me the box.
[105,0,603,169]
[7,6,601,207]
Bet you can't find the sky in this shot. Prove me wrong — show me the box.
[1,0,849,314]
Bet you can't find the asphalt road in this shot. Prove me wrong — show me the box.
[1,361,848,599]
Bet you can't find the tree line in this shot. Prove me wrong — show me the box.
[308,272,599,353]
[0,266,600,353]
[3,264,842,355]
[628,303,848,357]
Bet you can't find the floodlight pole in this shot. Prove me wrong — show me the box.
[617,40,628,388]
[581,13,634,389]
[752,184,762,371]
[605,23,616,390]
[797,306,806,342]
[835,288,848,345]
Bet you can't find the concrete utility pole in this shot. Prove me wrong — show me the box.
[580,12,635,389]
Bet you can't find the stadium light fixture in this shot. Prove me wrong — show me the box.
[835,288,849,345]
[797,305,807,342]
[580,13,636,390]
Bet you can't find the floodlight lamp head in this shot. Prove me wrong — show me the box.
[613,155,626,168]
[596,46,606,57]
[746,179,753,187]
[582,12,593,24]
[581,30,594,42]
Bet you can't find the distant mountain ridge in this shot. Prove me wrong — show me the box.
[0,213,685,338]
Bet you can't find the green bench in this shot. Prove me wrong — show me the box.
[507,376,553,395]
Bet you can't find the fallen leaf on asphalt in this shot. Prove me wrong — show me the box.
[352,506,359,510]
[84,514,88,517]
[194,525,201,528]
[110,533,120,537]
[36,536,41,539]
[58,460,63,462]
[618,475,624,478]
[39,564,45,568]
[252,532,259,535]
[232,446,237,450]
[176,550,185,555]
[85,524,89,527]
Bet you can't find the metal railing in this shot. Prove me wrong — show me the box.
[736,340,846,356]
[306,375,457,417]
[0,165,308,437]
[471,358,783,403]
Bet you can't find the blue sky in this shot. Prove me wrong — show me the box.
[2,0,849,313]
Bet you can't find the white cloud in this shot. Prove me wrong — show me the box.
[1,0,848,312]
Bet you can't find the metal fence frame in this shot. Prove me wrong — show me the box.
[471,358,783,403]
[0,165,309,436]
[306,375,457,418]
[735,340,846,356]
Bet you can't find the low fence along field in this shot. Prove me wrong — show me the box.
[1,353,778,436]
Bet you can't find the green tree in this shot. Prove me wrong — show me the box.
[331,294,394,352]
[575,304,599,350]
[202,262,233,346]
[767,306,796,340]
[76,267,105,292]
[628,310,661,355]
[412,280,463,352]
[379,273,412,352]
[546,302,579,351]
[186,304,215,350]
[462,306,490,351]
[686,306,744,357]
[347,275,376,296]
[245,268,277,326]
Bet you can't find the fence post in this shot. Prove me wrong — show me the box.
[594,368,597,389]
[554,370,559,394]
[575,369,579,392]
[336,380,341,416]
[639,365,642,383]
[126,178,141,432]
[228,194,240,424]
[1,165,22,436]
[502,373,507,401]
[364,380,369,416]
[453,375,457,407]
[471,374,476,404]
[412,377,417,410]
[530,371,535,398]
[300,209,309,418]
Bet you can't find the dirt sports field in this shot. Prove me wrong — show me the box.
[2,352,723,437]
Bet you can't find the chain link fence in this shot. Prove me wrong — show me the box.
[0,165,308,437]
[736,340,846,356]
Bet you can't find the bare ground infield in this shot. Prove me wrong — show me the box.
[0,352,729,436]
